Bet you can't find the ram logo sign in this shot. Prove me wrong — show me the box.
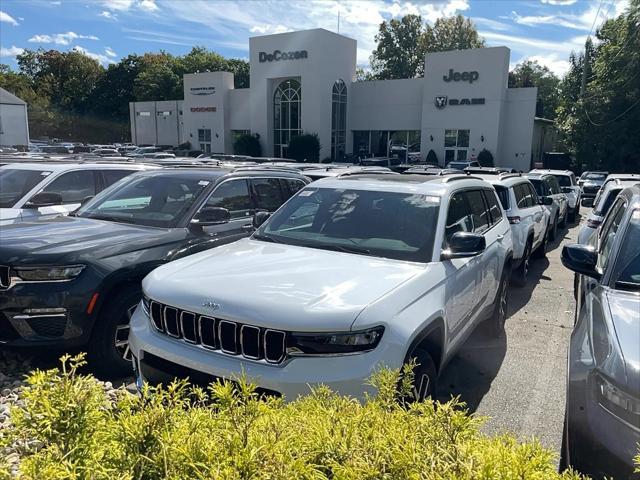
[434,96,485,109]
[434,96,448,109]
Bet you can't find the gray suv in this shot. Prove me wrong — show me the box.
[525,172,568,241]
[561,185,640,478]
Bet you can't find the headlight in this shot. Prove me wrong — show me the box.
[13,265,85,281]
[286,326,384,356]
[592,371,640,428]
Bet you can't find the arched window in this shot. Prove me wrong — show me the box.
[331,79,347,161]
[273,79,301,158]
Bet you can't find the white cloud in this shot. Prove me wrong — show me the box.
[105,47,117,57]
[139,0,159,12]
[511,1,628,32]
[101,0,159,13]
[28,32,99,46]
[50,1,62,5]
[0,10,19,26]
[0,45,24,57]
[472,17,512,32]
[541,0,577,5]
[512,54,571,76]
[99,10,117,19]
[102,0,134,11]
[72,45,117,65]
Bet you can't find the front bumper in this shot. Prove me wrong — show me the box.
[0,276,97,347]
[128,305,404,401]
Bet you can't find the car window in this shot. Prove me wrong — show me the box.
[251,178,285,212]
[102,170,135,188]
[546,177,560,195]
[514,184,527,209]
[554,175,572,187]
[598,199,626,272]
[495,185,509,210]
[0,168,50,208]
[445,192,473,245]
[483,189,502,225]
[203,179,254,220]
[530,179,544,197]
[526,183,539,207]
[280,178,306,197]
[613,209,640,289]
[596,188,622,216]
[466,190,490,234]
[40,170,96,203]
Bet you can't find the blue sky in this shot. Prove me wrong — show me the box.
[0,0,629,76]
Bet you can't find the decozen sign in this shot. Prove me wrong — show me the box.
[190,86,216,96]
[259,50,308,62]
[443,69,479,83]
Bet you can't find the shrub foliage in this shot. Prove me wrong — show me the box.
[478,148,494,167]
[233,133,262,157]
[0,355,592,479]
[288,133,320,162]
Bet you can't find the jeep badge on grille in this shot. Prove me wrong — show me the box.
[202,301,221,310]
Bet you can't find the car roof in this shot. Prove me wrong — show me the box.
[0,162,151,171]
[473,173,529,187]
[134,167,307,180]
[311,173,491,195]
[530,168,573,176]
[618,184,640,208]
[524,172,552,180]
[606,173,640,181]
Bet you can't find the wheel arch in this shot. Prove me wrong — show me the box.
[403,319,445,374]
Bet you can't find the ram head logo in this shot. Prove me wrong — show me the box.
[434,96,448,109]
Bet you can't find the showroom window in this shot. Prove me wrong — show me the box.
[352,130,420,159]
[444,129,470,163]
[273,79,301,158]
[331,79,347,161]
[198,128,212,153]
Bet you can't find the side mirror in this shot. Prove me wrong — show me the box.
[253,210,271,228]
[190,207,230,227]
[561,244,601,281]
[582,198,594,208]
[561,187,573,194]
[539,196,553,206]
[80,195,94,207]
[24,191,63,208]
[441,232,486,260]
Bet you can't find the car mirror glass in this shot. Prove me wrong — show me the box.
[25,192,63,208]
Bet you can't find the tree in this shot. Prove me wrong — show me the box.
[423,15,485,53]
[233,133,261,157]
[355,67,375,82]
[370,14,484,80]
[508,60,560,119]
[477,148,494,167]
[288,133,320,162]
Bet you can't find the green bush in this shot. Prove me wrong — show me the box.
[1,355,588,480]
[478,148,494,167]
[233,133,262,157]
[426,149,438,165]
[288,133,320,162]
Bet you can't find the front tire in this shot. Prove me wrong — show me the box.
[513,240,531,287]
[406,348,437,401]
[487,270,509,337]
[549,215,559,241]
[88,286,141,377]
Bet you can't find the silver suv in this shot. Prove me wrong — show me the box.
[129,173,514,401]
[475,173,550,285]
[531,169,581,222]
[525,172,568,241]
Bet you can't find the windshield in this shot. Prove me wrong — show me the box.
[0,168,50,208]
[76,174,210,228]
[586,173,607,181]
[256,187,439,263]
[529,179,544,197]
[554,175,572,187]
[613,210,640,290]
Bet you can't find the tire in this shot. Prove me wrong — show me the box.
[513,240,532,287]
[406,348,438,402]
[88,285,141,377]
[532,230,548,259]
[487,269,509,337]
[569,208,576,224]
[549,215,558,241]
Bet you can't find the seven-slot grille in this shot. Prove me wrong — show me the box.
[0,266,9,290]
[149,301,286,364]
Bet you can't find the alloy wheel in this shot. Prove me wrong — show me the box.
[114,304,136,361]
[498,277,508,323]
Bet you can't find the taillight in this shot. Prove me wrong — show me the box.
[508,216,521,224]
[587,218,602,228]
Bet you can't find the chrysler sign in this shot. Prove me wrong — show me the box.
[259,49,308,62]
[435,96,485,109]
[190,86,216,96]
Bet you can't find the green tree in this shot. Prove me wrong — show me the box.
[423,15,485,53]
[508,60,560,119]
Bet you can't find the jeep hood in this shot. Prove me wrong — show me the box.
[144,238,426,332]
[0,215,183,264]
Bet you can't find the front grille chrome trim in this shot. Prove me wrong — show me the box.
[240,324,261,360]
[264,329,286,364]
[149,301,164,332]
[180,311,197,344]
[163,306,180,338]
[218,320,238,355]
[198,315,217,350]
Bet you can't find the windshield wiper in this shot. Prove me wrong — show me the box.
[84,214,136,224]
[252,233,284,243]
[314,243,374,256]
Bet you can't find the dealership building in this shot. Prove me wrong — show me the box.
[129,28,554,171]
[0,87,30,147]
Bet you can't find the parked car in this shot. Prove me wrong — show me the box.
[531,169,581,222]
[446,160,480,170]
[596,174,640,201]
[0,162,153,226]
[303,165,396,181]
[474,173,550,285]
[129,173,514,400]
[0,167,309,375]
[577,178,639,245]
[525,172,568,241]
[404,166,460,176]
[580,171,608,202]
[464,167,518,174]
[560,184,640,479]
[126,146,164,157]
[91,148,121,157]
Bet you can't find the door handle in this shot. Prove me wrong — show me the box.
[497,234,505,241]
[242,224,254,231]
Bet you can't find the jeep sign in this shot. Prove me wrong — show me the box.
[259,50,308,62]
[443,69,479,83]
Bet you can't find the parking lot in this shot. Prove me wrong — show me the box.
[439,218,578,457]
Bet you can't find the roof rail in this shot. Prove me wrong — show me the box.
[441,174,483,183]
[497,172,522,179]
[337,170,396,177]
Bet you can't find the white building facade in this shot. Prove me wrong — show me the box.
[0,87,30,147]
[130,28,544,171]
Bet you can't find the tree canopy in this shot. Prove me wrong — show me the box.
[508,60,560,119]
[370,14,485,80]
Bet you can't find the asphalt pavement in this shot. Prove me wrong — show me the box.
[438,218,580,460]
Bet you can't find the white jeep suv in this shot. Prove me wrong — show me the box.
[474,173,550,285]
[530,169,581,223]
[129,173,514,400]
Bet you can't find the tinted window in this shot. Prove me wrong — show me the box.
[484,189,503,225]
[530,179,544,197]
[466,190,490,234]
[445,192,473,244]
[514,184,528,209]
[596,188,622,216]
[103,170,135,188]
[0,168,49,208]
[40,170,96,203]
[554,175,572,187]
[260,188,440,263]
[614,210,640,288]
[281,178,306,196]
[204,179,254,220]
[251,178,285,212]
[525,183,539,207]
[598,199,626,272]
[495,186,509,209]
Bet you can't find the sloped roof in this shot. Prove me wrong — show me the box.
[0,87,27,106]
